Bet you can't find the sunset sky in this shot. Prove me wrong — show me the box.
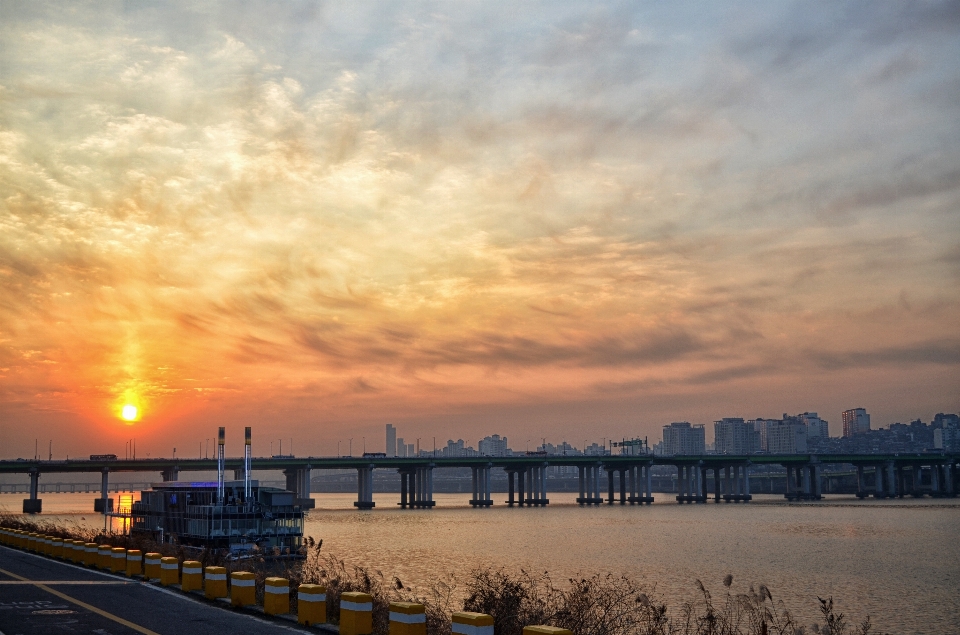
[1,2,958,459]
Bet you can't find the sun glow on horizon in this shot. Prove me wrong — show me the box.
[121,404,138,422]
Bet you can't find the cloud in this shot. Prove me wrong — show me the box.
[809,340,960,371]
[0,0,957,452]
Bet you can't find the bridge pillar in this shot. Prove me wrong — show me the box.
[886,462,897,498]
[643,464,650,502]
[607,468,615,504]
[398,468,411,508]
[506,468,519,506]
[811,465,820,499]
[618,468,627,504]
[578,465,601,505]
[470,465,493,507]
[743,464,752,500]
[540,464,549,505]
[874,465,885,497]
[590,465,603,505]
[23,469,42,514]
[284,468,315,509]
[93,468,114,514]
[577,466,585,505]
[856,465,866,498]
[930,463,941,496]
[409,465,435,508]
[945,463,955,496]
[354,465,375,509]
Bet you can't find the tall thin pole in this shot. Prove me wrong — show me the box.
[217,427,225,503]
[244,427,252,500]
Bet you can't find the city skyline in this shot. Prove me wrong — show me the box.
[1,2,958,459]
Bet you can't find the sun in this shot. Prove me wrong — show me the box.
[121,404,138,422]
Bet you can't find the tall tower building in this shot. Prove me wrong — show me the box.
[714,418,761,454]
[385,424,397,457]
[661,422,706,455]
[842,408,870,438]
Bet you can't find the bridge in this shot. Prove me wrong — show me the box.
[3,451,957,513]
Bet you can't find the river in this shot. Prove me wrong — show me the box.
[2,492,957,634]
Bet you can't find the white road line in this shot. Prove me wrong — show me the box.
[0,580,133,584]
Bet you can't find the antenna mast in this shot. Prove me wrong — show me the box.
[217,426,225,503]
[244,427,252,500]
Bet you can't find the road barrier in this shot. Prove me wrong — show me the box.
[264,577,289,615]
[126,549,142,576]
[181,560,202,592]
[390,602,426,635]
[297,584,326,625]
[524,628,574,635]
[160,556,179,586]
[340,591,374,635]
[84,543,99,567]
[230,571,256,607]
[452,612,495,635]
[205,566,227,599]
[111,547,126,573]
[98,545,113,570]
[144,553,162,581]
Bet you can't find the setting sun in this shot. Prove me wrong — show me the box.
[121,404,138,421]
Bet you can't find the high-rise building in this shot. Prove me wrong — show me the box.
[396,437,406,457]
[714,418,761,454]
[767,421,808,453]
[842,408,870,437]
[661,422,705,455]
[934,426,960,451]
[748,418,779,452]
[799,412,829,438]
[385,424,397,457]
[478,434,509,456]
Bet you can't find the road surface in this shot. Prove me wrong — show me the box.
[0,544,313,635]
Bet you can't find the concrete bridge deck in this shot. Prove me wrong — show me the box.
[3,452,957,513]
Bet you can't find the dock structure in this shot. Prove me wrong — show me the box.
[3,450,958,513]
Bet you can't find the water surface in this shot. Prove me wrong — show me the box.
[3,492,957,634]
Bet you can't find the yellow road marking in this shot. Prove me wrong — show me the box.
[0,567,161,635]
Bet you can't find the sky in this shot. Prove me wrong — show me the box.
[1,1,958,459]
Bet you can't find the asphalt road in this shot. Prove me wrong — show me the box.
[0,545,313,635]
